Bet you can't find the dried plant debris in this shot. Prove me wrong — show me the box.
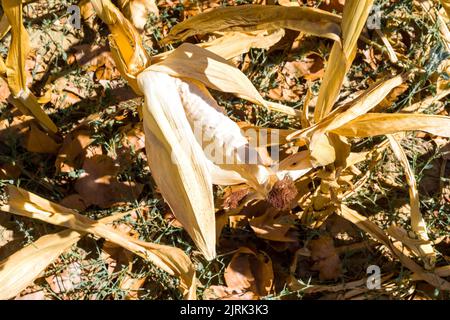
[0,0,449,301]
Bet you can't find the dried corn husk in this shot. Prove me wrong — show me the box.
[0,185,197,299]
[161,5,342,44]
[138,70,216,261]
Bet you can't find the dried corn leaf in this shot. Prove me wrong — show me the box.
[138,70,216,261]
[314,0,374,122]
[0,212,129,300]
[339,205,450,290]
[148,43,297,116]
[161,5,342,44]
[289,73,404,166]
[91,0,150,94]
[387,134,435,269]
[1,0,57,132]
[0,185,197,299]
[331,113,450,138]
[0,229,81,300]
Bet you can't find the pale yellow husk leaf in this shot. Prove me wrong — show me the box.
[199,29,285,61]
[0,185,197,299]
[152,29,285,63]
[138,70,216,261]
[290,75,405,166]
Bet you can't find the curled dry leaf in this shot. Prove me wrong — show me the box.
[199,29,285,61]
[90,0,150,94]
[223,247,274,298]
[387,134,435,269]
[331,113,450,138]
[314,0,375,122]
[308,235,342,281]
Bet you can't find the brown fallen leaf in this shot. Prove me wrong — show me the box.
[282,53,324,82]
[24,123,60,154]
[74,154,143,208]
[308,235,342,280]
[224,247,274,298]
[67,44,121,81]
[55,129,94,173]
[0,112,33,142]
[0,77,11,104]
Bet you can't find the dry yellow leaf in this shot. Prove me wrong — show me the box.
[0,211,130,300]
[387,134,435,269]
[331,113,450,137]
[91,0,150,94]
[162,5,342,44]
[0,185,197,299]
[314,0,374,122]
[1,0,57,133]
